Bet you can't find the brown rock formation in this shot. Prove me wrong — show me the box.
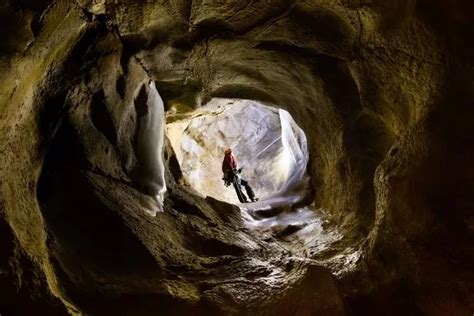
[0,0,473,315]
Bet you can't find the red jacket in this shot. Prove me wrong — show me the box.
[222,152,237,173]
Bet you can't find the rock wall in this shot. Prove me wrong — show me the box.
[0,0,473,315]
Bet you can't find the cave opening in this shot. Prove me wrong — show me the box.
[165,98,309,208]
[164,97,338,256]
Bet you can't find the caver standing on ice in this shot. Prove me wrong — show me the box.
[222,148,258,203]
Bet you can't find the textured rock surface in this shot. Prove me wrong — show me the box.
[0,0,473,315]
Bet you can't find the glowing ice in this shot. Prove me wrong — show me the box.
[135,81,167,215]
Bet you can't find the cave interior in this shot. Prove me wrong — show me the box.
[0,0,473,315]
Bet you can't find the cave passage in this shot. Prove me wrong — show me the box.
[165,99,338,253]
[166,98,309,207]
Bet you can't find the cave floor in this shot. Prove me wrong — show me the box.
[241,201,362,276]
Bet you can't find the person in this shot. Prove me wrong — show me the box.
[222,148,258,203]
